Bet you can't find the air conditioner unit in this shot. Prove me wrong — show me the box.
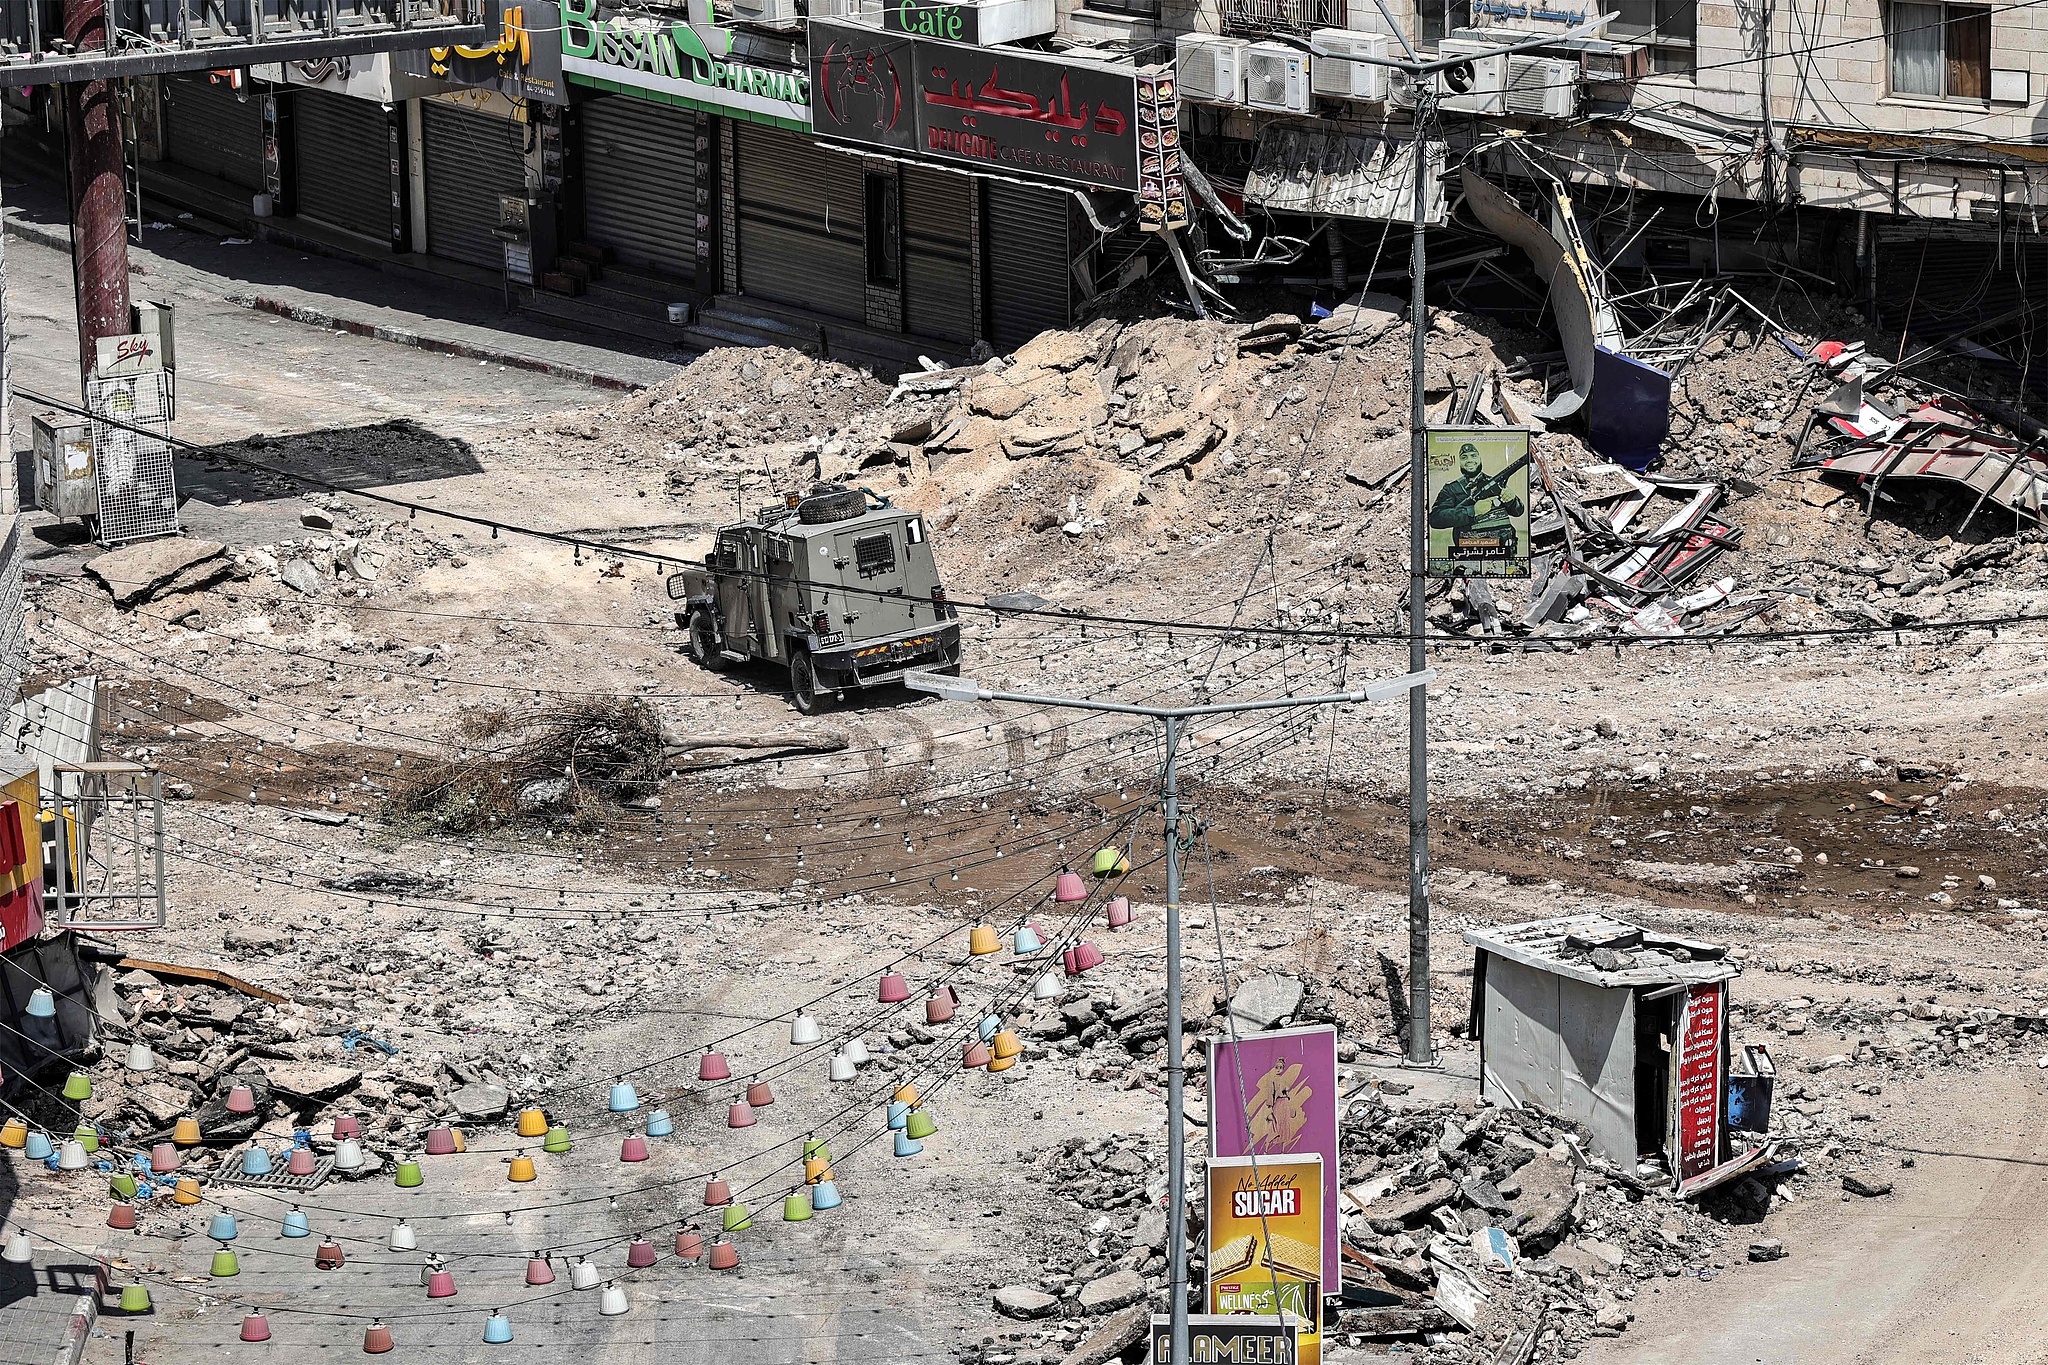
[810,0,880,19]
[1435,37,1505,114]
[1504,55,1578,116]
[727,0,799,25]
[1310,28,1387,102]
[1579,42,1652,82]
[1244,42,1311,112]
[1178,34,1250,105]
[1387,66,1418,108]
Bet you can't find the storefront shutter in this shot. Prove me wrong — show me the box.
[901,165,974,346]
[983,181,1072,353]
[733,122,865,322]
[292,90,396,244]
[579,95,701,281]
[420,100,527,270]
[162,74,266,192]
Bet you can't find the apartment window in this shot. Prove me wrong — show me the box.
[1089,0,1161,17]
[1889,1,1990,100]
[1419,0,1470,48]
[1612,0,1697,74]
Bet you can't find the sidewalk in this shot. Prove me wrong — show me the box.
[0,175,683,393]
[0,1249,95,1365]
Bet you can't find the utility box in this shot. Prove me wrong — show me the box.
[32,414,96,521]
[1464,913,1774,1198]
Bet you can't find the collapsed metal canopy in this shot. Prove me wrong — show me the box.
[1463,912,1739,988]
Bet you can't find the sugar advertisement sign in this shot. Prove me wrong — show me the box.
[1209,1024,1339,1291]
[1424,425,1532,578]
[1204,1154,1323,1365]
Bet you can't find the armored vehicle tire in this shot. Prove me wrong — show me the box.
[790,649,830,715]
[797,487,867,524]
[686,611,727,672]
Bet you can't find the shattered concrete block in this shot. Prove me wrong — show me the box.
[1075,1268,1144,1313]
[993,1286,1060,1319]
[85,537,233,607]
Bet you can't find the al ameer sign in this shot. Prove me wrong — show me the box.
[560,0,807,128]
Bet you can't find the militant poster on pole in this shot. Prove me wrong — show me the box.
[1204,1154,1323,1365]
[1208,1024,1340,1292]
[1424,426,1533,578]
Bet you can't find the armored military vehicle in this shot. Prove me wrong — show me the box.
[668,484,962,714]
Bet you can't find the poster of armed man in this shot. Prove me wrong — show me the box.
[1424,426,1533,578]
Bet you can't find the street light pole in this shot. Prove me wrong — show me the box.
[904,667,1434,1365]
[1406,87,1436,1067]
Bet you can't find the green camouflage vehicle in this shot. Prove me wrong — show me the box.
[668,484,963,715]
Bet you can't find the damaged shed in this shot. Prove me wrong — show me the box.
[1465,914,1771,1197]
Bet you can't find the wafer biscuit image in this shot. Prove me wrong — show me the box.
[1259,1230,1320,1284]
[1211,1233,1258,1278]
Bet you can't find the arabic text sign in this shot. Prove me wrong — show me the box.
[1208,1025,1338,1292]
[1205,1154,1323,1365]
[1676,982,1724,1183]
[1424,425,1532,579]
[395,0,567,104]
[565,0,808,125]
[808,22,1137,191]
[1149,1314,1299,1364]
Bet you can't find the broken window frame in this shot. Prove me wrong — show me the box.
[1609,0,1697,76]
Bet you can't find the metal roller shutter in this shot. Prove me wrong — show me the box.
[293,90,396,243]
[580,95,699,280]
[163,75,266,191]
[421,101,527,270]
[902,166,974,346]
[984,182,1072,354]
[734,123,864,321]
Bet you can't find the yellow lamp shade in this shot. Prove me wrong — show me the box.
[172,1116,202,1146]
[991,1030,1023,1060]
[968,924,1000,955]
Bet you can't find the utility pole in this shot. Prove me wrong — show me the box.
[1405,86,1435,1067]
[905,667,1434,1365]
[63,0,131,385]
[1,151,14,515]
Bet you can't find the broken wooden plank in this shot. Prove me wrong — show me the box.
[117,957,288,1005]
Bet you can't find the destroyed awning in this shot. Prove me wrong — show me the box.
[1463,913,1739,988]
[1244,126,1447,224]
[1590,101,1760,156]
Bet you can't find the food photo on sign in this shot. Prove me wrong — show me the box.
[1208,1025,1339,1292]
[1204,1153,1323,1365]
[1424,426,1533,578]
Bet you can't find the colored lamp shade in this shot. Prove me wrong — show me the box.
[877,972,910,1003]
[704,1176,732,1207]
[782,1191,813,1222]
[331,1115,362,1141]
[171,1117,202,1146]
[1092,846,1130,877]
[804,1155,834,1184]
[209,1248,239,1277]
[22,1131,52,1162]
[363,1322,394,1354]
[698,1051,731,1082]
[645,1109,673,1138]
[239,1313,272,1342]
[424,1127,457,1156]
[893,1080,921,1107]
[722,1203,753,1233]
[388,1222,417,1252]
[172,1178,201,1206]
[110,1172,139,1199]
[607,1082,640,1113]
[626,1238,656,1268]
[394,1160,423,1188]
[224,1085,256,1115]
[1065,942,1106,976]
[483,1313,514,1345]
[619,1136,650,1163]
[926,993,956,1025]
[0,1119,28,1149]
[1012,926,1044,954]
[789,1013,822,1046]
[117,1284,151,1313]
[978,1015,1001,1041]
[426,1269,456,1298]
[106,1201,137,1230]
[149,1144,180,1174]
[316,1241,346,1270]
[288,1147,317,1177]
[282,1208,311,1238]
[207,1212,238,1241]
[526,1256,555,1285]
[241,1148,272,1177]
[542,1126,572,1155]
[73,1125,99,1154]
[962,1040,991,1068]
[727,1101,757,1129]
[745,1080,776,1108]
[707,1241,739,1271]
[1053,871,1086,902]
[508,1154,537,1183]
[992,1030,1024,1059]
[904,1109,937,1141]
[61,1070,91,1101]
[968,924,1000,955]
[24,987,55,1019]
[812,1180,843,1211]
[675,1230,705,1258]
[516,1108,548,1138]
[893,1130,922,1158]
[1106,896,1133,928]
[886,1101,909,1131]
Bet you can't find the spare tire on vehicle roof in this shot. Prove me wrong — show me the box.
[797,485,868,524]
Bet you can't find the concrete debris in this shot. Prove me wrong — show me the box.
[993,1286,1060,1320]
[84,537,234,607]
[1226,974,1304,1032]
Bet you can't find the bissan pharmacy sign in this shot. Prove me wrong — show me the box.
[560,0,808,126]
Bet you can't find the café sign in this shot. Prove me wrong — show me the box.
[563,0,808,126]
[809,19,1138,191]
